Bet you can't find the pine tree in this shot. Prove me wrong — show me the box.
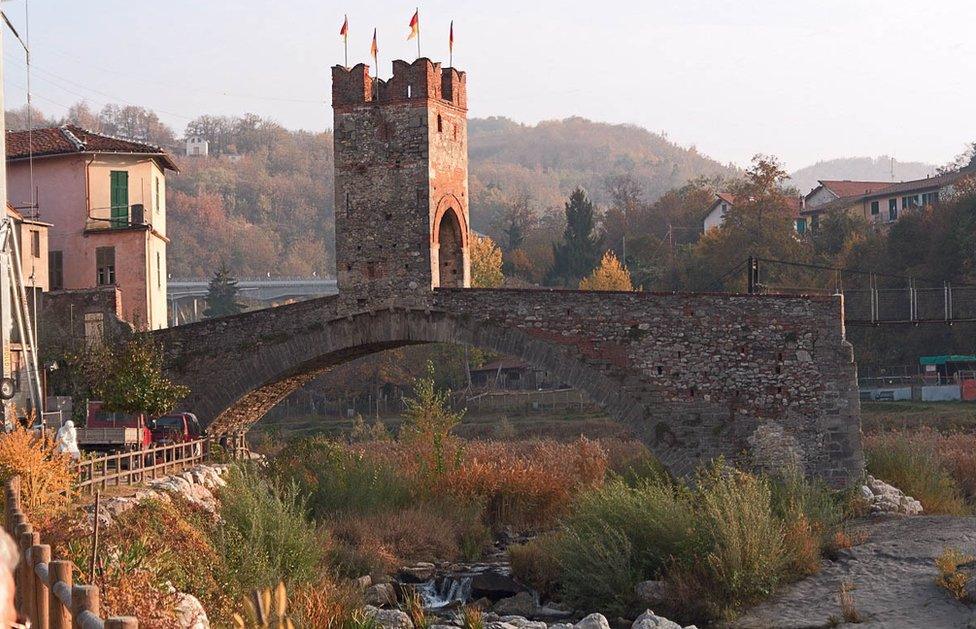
[204,263,244,318]
[546,187,603,287]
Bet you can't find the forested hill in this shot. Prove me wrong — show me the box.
[467,117,738,231]
[789,156,937,193]
[163,114,739,277]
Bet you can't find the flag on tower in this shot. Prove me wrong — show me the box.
[371,28,378,61]
[449,20,454,67]
[408,9,420,40]
[340,15,349,67]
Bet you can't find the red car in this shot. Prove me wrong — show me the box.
[148,412,203,445]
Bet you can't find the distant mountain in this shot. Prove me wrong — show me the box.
[789,156,938,195]
[467,116,737,231]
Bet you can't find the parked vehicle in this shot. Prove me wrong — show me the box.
[77,402,152,453]
[148,412,203,445]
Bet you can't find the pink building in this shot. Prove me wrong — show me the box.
[5,125,178,330]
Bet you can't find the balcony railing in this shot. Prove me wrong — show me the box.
[85,204,149,232]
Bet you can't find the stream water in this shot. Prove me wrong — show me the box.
[416,574,474,609]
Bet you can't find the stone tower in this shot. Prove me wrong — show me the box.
[332,58,470,307]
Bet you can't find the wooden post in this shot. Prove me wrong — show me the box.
[48,560,72,629]
[106,616,139,628]
[31,543,50,629]
[19,531,38,623]
[90,492,101,584]
[71,584,99,619]
[12,522,29,612]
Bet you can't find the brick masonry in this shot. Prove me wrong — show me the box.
[150,58,864,486]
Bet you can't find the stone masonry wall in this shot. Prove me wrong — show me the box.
[153,288,862,486]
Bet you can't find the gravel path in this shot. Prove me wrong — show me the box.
[730,515,976,628]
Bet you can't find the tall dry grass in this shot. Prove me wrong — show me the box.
[864,429,969,514]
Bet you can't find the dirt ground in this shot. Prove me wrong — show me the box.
[730,515,976,628]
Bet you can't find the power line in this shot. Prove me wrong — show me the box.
[755,257,976,288]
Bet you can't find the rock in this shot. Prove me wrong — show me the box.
[497,616,547,629]
[354,575,373,590]
[431,625,459,629]
[486,623,518,629]
[364,583,398,607]
[492,592,537,617]
[548,624,574,629]
[863,475,923,515]
[858,484,874,501]
[364,605,414,629]
[471,570,527,600]
[574,613,611,629]
[175,592,210,628]
[631,609,681,629]
[634,580,668,607]
[398,562,436,582]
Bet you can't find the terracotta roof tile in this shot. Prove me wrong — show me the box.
[6,124,177,171]
[818,180,894,199]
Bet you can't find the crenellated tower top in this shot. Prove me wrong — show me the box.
[331,57,467,110]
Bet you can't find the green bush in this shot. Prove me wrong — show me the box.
[268,437,412,519]
[215,464,324,593]
[544,462,845,623]
[865,432,967,515]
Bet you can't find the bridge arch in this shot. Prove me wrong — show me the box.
[175,307,693,470]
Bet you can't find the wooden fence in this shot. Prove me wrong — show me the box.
[4,475,137,628]
[75,432,248,495]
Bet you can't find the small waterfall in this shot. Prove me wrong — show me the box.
[417,575,473,609]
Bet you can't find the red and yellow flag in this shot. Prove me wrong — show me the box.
[339,15,348,40]
[370,28,378,60]
[449,20,454,53]
[407,9,419,40]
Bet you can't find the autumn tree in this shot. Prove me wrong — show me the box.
[98,104,175,147]
[546,188,603,287]
[494,192,538,252]
[603,174,644,262]
[579,251,634,291]
[95,336,190,417]
[204,264,244,318]
[683,155,810,292]
[470,235,504,288]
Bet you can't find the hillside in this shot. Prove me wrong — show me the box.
[789,156,937,194]
[467,116,738,231]
[165,115,739,277]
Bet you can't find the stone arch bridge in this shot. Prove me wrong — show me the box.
[151,287,863,485]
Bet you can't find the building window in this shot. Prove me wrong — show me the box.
[49,251,63,290]
[29,230,40,258]
[155,177,161,214]
[110,171,129,228]
[795,218,806,234]
[157,251,162,288]
[96,246,116,286]
[888,198,898,222]
[870,200,880,215]
[437,114,443,133]
[902,195,919,210]
[922,191,939,206]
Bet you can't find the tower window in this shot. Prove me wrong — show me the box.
[407,84,412,98]
[437,114,443,133]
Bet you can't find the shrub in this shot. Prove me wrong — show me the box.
[691,466,785,611]
[935,547,974,602]
[444,439,607,530]
[864,431,967,514]
[268,437,412,520]
[216,464,324,594]
[0,424,74,522]
[509,533,563,599]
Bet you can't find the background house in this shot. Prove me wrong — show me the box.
[703,192,805,233]
[6,125,178,330]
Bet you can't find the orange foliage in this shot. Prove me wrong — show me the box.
[0,424,74,523]
[441,439,607,530]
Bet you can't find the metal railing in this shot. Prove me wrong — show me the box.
[4,476,137,628]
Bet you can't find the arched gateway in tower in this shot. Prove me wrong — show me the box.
[152,58,864,487]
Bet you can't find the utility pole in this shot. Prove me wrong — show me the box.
[747,256,759,294]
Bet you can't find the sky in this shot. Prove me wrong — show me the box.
[1,0,974,171]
